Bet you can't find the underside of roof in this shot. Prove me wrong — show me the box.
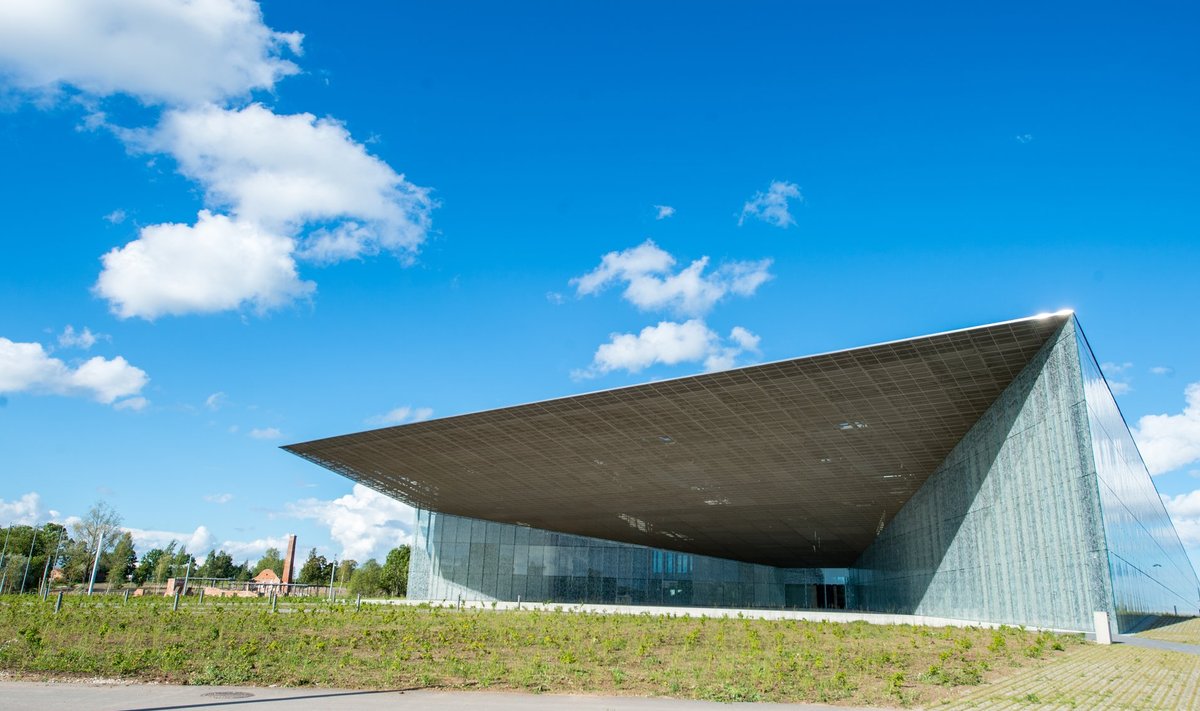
[285,314,1072,568]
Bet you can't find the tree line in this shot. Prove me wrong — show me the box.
[293,546,409,597]
[0,501,410,597]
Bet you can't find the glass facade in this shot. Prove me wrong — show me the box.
[1077,329,1200,629]
[852,321,1111,631]
[409,507,847,609]
[405,317,1200,632]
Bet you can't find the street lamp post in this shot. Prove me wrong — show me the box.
[86,533,105,596]
[182,557,193,597]
[329,559,337,602]
[39,528,64,598]
[0,524,11,593]
[19,530,37,593]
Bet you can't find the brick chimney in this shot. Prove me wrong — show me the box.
[281,534,297,591]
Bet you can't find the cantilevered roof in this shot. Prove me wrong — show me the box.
[285,313,1072,568]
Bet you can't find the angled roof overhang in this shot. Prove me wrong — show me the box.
[284,313,1072,568]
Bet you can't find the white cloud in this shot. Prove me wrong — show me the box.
[702,325,763,373]
[572,240,772,317]
[2,4,435,321]
[739,180,802,228]
[367,405,434,426]
[205,392,227,411]
[113,396,149,411]
[204,493,233,504]
[216,534,290,562]
[126,524,214,554]
[0,0,302,106]
[1151,366,1174,376]
[57,325,99,350]
[1100,362,1133,396]
[129,103,435,263]
[546,291,565,305]
[249,426,282,440]
[1163,490,1200,567]
[0,336,148,407]
[1133,382,1200,476]
[1016,134,1034,144]
[95,210,314,320]
[654,205,676,220]
[0,492,62,526]
[96,104,436,319]
[287,484,414,560]
[576,320,761,378]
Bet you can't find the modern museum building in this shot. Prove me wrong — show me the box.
[286,312,1200,634]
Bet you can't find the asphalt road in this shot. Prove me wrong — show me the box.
[0,681,877,710]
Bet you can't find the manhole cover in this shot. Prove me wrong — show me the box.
[201,691,255,699]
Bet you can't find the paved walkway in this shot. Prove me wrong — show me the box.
[1118,634,1200,656]
[0,682,878,710]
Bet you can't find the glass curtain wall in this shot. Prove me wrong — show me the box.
[1076,327,1200,629]
[410,508,845,609]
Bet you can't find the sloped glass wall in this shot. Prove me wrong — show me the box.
[1076,328,1200,629]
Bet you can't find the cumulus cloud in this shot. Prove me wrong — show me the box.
[216,534,291,562]
[1151,366,1174,376]
[572,240,772,317]
[0,336,148,407]
[249,426,282,440]
[0,0,302,106]
[103,210,127,224]
[704,326,762,372]
[287,484,414,560]
[126,524,214,554]
[204,493,233,505]
[367,405,434,426]
[1162,490,1200,570]
[1100,361,1133,396]
[95,210,314,319]
[128,104,435,263]
[1133,382,1200,476]
[97,104,435,319]
[57,325,99,350]
[739,180,802,228]
[654,205,675,220]
[0,492,63,526]
[1,3,435,321]
[575,320,760,378]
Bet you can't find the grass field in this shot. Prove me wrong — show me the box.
[0,594,1090,707]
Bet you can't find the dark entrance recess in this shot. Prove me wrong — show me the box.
[783,583,846,609]
[815,584,846,609]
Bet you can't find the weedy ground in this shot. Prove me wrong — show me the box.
[0,594,1111,707]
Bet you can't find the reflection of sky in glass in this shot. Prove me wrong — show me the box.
[411,508,847,609]
[1078,327,1200,624]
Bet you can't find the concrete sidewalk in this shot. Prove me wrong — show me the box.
[0,681,878,710]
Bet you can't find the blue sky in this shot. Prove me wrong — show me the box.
[2,1,1199,567]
